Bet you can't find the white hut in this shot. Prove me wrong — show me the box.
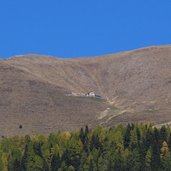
[86,91,96,97]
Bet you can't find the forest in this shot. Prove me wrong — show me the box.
[0,124,171,171]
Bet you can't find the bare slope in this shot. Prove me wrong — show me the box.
[0,61,107,136]
[0,46,171,135]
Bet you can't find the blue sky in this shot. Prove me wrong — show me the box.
[0,0,171,58]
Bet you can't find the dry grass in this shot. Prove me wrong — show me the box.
[0,45,170,135]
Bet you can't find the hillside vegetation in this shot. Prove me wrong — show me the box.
[0,124,171,170]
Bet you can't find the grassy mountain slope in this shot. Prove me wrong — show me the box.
[0,46,171,135]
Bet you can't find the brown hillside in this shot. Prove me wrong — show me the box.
[0,46,171,135]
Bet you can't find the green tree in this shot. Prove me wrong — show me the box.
[51,153,61,171]
[124,124,131,148]
[160,126,168,143]
[144,149,152,171]
[160,152,171,171]
[62,138,82,170]
[8,148,22,171]
[151,128,160,170]
[33,142,49,171]
[127,149,141,171]
[129,128,138,149]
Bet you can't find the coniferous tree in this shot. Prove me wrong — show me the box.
[51,153,61,171]
[124,124,131,148]
[127,149,141,171]
[144,149,152,171]
[160,152,171,171]
[13,159,22,171]
[160,126,168,143]
[168,133,171,150]
[151,128,160,170]
[2,124,171,170]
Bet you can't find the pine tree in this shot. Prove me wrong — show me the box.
[160,152,171,171]
[129,128,138,149]
[160,126,168,143]
[151,128,160,170]
[127,149,141,171]
[124,124,131,148]
[33,142,49,171]
[79,128,85,144]
[13,159,22,171]
[21,144,28,171]
[144,149,152,171]
[168,133,171,150]
[51,153,61,171]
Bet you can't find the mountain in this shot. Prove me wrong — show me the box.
[0,46,171,136]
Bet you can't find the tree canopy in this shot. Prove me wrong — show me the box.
[0,124,171,170]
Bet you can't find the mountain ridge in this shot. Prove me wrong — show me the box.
[2,45,171,60]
